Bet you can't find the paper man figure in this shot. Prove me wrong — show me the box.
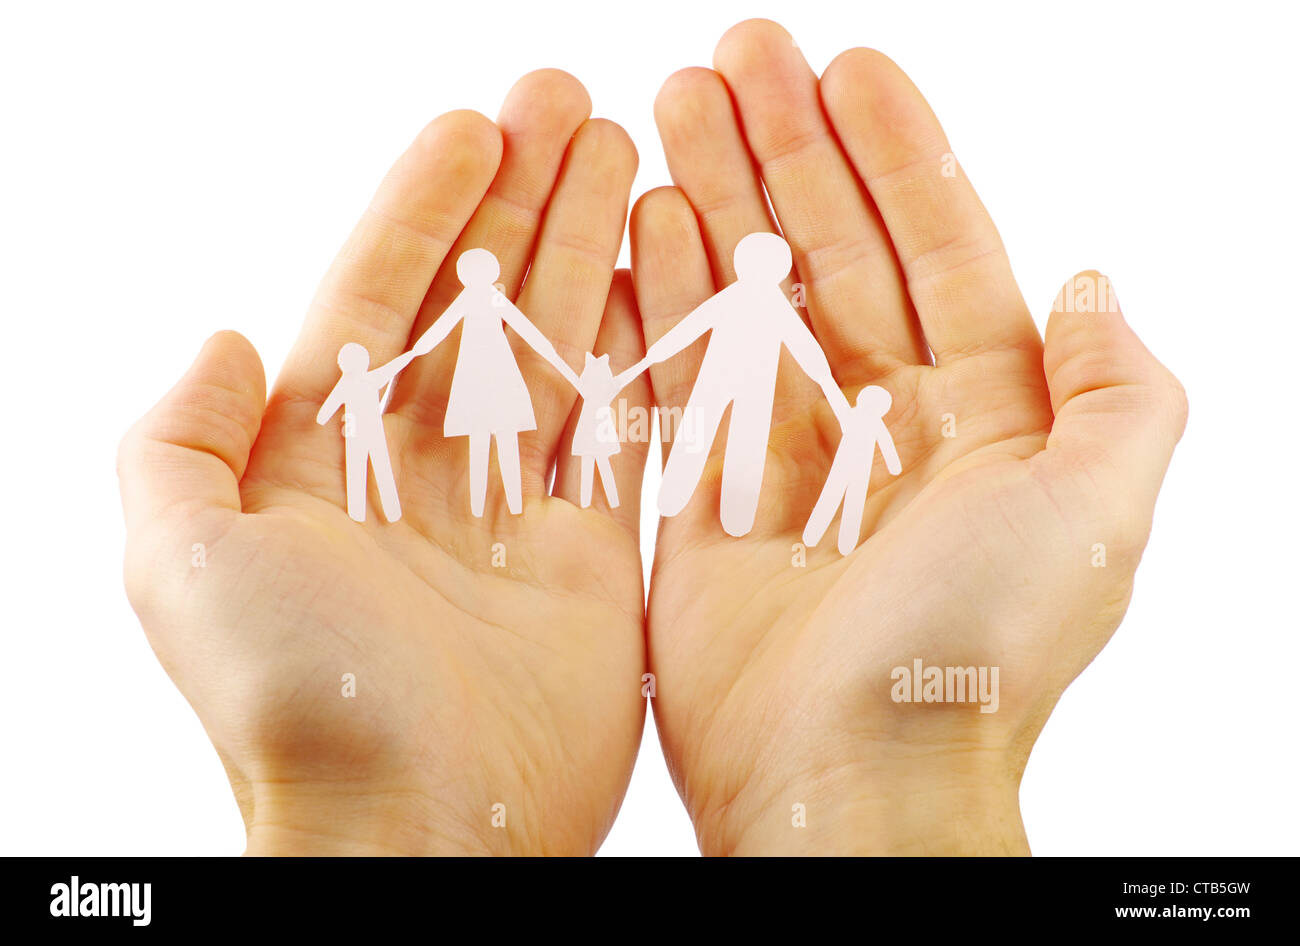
[413,248,580,517]
[571,353,629,509]
[627,232,853,537]
[316,342,421,523]
[801,385,902,555]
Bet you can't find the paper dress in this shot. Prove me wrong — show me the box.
[571,352,623,508]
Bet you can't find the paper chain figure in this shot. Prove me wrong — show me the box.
[318,235,901,555]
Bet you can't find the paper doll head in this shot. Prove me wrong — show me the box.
[456,247,501,287]
[734,232,792,283]
[337,342,369,373]
[582,351,612,377]
[854,385,892,416]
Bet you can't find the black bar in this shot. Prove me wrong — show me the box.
[2,855,1283,934]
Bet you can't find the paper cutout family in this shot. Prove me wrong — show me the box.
[317,233,901,555]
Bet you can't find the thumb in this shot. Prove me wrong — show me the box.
[117,330,266,536]
[1041,271,1188,522]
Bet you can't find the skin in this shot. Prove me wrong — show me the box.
[118,71,653,855]
[630,20,1186,854]
[118,21,1187,857]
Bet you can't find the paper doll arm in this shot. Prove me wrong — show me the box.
[875,419,903,476]
[411,297,465,358]
[610,368,638,392]
[501,297,581,389]
[618,358,651,385]
[316,382,345,425]
[783,317,852,421]
[367,348,419,387]
[640,293,722,368]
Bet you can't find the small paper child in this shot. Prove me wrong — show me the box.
[316,342,420,523]
[571,352,628,509]
[802,385,902,556]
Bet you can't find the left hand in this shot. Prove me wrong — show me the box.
[119,71,654,855]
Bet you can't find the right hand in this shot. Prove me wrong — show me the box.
[630,20,1186,854]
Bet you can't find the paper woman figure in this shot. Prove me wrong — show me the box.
[626,232,852,537]
[412,248,580,517]
[801,385,902,555]
[571,353,628,509]
[316,342,421,523]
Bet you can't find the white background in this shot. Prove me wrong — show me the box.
[1,1,1297,856]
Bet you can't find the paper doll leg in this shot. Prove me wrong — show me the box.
[468,432,489,518]
[496,433,523,516]
[719,394,775,537]
[579,455,595,508]
[835,467,871,556]
[659,396,727,518]
[345,436,367,522]
[368,436,402,523]
[802,447,853,548]
[596,455,620,509]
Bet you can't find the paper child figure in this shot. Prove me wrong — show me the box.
[626,232,852,537]
[802,385,902,555]
[570,353,629,509]
[316,342,421,523]
[413,248,580,517]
